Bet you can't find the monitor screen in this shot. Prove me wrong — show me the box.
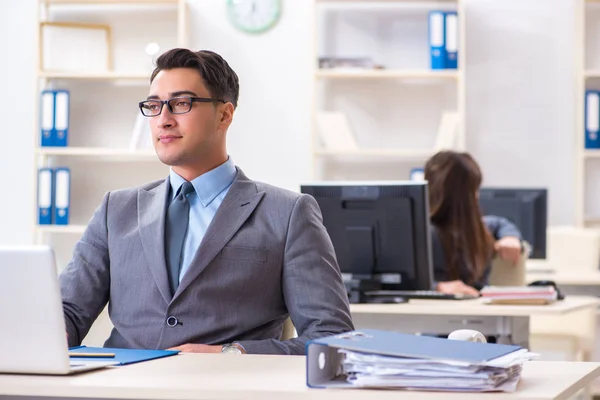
[478,188,548,259]
[300,182,433,291]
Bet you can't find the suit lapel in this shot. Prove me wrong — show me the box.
[138,178,171,304]
[174,170,265,301]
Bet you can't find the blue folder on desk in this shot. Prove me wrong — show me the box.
[69,346,179,365]
[306,329,522,388]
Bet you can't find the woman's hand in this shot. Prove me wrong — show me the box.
[436,280,479,296]
[495,236,522,265]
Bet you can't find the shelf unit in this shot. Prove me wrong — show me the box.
[312,0,466,181]
[577,0,600,226]
[34,0,188,266]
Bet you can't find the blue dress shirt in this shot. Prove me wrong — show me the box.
[168,157,237,283]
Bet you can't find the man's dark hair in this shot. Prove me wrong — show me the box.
[151,48,239,108]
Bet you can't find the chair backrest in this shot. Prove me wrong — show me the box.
[487,241,530,287]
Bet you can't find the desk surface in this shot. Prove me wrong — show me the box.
[349,295,599,316]
[0,354,599,400]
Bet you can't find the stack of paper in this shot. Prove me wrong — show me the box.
[480,286,557,305]
[340,348,533,392]
[306,329,537,393]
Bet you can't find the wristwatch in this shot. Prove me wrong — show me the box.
[221,343,243,354]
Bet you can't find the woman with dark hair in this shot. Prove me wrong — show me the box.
[424,151,523,296]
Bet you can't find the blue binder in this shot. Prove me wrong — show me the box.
[53,90,70,147]
[306,329,522,388]
[39,90,70,147]
[429,11,446,70]
[585,90,600,149]
[69,346,179,365]
[54,168,70,225]
[37,168,53,225]
[444,12,458,69]
[39,91,55,147]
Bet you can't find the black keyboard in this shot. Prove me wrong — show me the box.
[363,290,480,301]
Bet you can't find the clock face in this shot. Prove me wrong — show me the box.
[227,0,282,34]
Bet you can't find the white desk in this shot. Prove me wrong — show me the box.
[0,354,599,400]
[350,295,600,348]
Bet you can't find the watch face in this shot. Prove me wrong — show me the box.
[227,0,282,34]
[222,344,242,354]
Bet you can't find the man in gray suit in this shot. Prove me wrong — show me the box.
[60,48,354,355]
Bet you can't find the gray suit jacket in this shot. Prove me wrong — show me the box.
[60,168,354,354]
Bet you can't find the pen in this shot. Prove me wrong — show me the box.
[69,352,116,358]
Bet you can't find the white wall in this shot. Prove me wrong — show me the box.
[187,1,314,192]
[0,0,580,244]
[0,0,36,244]
[465,0,576,225]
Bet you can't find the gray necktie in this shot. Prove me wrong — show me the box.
[165,181,195,296]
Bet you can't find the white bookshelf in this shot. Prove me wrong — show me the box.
[312,0,466,180]
[577,0,600,225]
[33,0,187,265]
[36,147,157,158]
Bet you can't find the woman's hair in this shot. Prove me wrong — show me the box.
[424,151,494,284]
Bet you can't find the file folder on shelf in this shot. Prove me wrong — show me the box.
[444,12,458,69]
[54,90,70,147]
[40,91,55,147]
[586,90,600,149]
[307,329,528,391]
[39,90,70,147]
[429,11,446,70]
[54,168,70,225]
[68,346,179,365]
[37,168,53,225]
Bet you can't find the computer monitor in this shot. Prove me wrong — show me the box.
[478,187,548,259]
[300,182,433,292]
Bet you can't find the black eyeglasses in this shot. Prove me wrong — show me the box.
[138,96,226,117]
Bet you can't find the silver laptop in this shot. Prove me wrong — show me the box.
[0,245,117,374]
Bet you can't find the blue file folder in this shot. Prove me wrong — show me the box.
[306,329,522,388]
[37,168,53,225]
[39,91,55,147]
[39,90,70,147]
[429,11,446,69]
[585,90,600,149]
[444,12,458,69]
[53,90,70,147]
[54,168,70,225]
[69,346,179,365]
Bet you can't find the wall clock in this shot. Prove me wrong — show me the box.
[227,0,282,34]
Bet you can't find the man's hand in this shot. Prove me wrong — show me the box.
[167,344,223,353]
[436,280,480,296]
[494,236,522,265]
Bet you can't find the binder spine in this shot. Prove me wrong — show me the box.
[54,168,70,225]
[585,91,600,149]
[444,12,458,69]
[37,168,53,225]
[429,11,446,70]
[40,91,55,147]
[54,90,70,147]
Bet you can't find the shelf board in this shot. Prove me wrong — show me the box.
[584,150,600,158]
[42,0,178,4]
[585,70,600,78]
[36,225,86,234]
[36,147,157,158]
[39,71,150,81]
[315,148,433,158]
[316,69,459,80]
